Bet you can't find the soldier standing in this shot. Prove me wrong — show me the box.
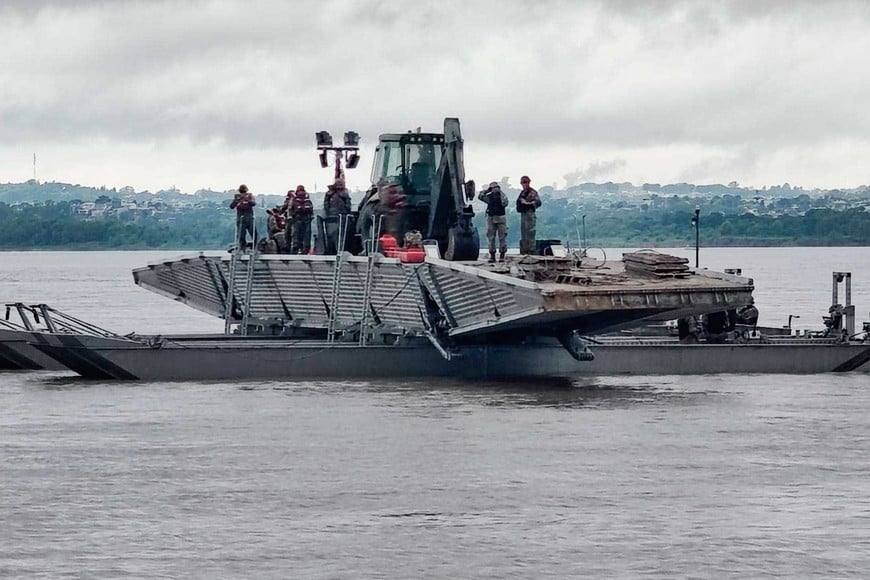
[324,177,352,215]
[266,207,281,237]
[323,177,353,253]
[516,175,541,254]
[288,185,314,254]
[229,184,256,251]
[280,190,295,254]
[478,181,508,262]
[376,179,407,243]
[267,206,288,253]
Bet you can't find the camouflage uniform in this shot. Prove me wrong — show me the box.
[516,186,541,254]
[287,190,314,254]
[280,192,295,253]
[478,183,508,261]
[229,187,256,251]
[267,207,288,253]
[324,184,353,254]
[377,182,407,242]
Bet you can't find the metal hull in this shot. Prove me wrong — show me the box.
[589,341,870,374]
[27,332,870,381]
[29,334,591,381]
[0,328,67,371]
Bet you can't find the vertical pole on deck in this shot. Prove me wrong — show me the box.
[359,215,384,347]
[224,220,240,335]
[845,272,855,337]
[692,206,700,268]
[327,214,348,344]
[240,210,263,336]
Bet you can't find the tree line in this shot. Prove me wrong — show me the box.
[520,197,870,248]
[0,201,236,249]
[1,198,869,250]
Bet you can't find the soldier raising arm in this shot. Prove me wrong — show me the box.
[230,184,256,251]
[478,181,508,262]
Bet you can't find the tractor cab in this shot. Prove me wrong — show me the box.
[314,118,479,261]
[370,132,444,199]
[360,131,445,248]
[357,119,479,260]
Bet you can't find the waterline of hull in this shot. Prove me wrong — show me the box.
[26,333,870,381]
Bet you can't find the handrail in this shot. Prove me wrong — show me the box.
[240,220,260,335]
[359,215,384,346]
[0,317,24,331]
[3,302,131,340]
[327,214,349,343]
[223,220,241,334]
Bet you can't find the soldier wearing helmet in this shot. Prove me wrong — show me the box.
[478,181,509,262]
[516,175,541,254]
[286,185,314,254]
[323,177,353,254]
[229,184,256,251]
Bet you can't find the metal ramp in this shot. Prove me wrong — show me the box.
[133,253,755,339]
[134,253,433,333]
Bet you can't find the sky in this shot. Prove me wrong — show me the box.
[1,0,869,194]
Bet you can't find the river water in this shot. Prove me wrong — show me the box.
[1,248,869,578]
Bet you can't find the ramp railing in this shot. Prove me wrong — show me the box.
[327,214,350,343]
[0,317,25,331]
[240,220,261,335]
[223,221,241,334]
[4,303,129,339]
[359,215,384,346]
[224,212,262,335]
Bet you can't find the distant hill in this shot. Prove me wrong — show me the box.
[4,179,868,205]
[1,179,869,250]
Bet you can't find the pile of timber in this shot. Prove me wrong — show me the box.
[623,251,691,278]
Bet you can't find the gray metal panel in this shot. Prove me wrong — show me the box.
[370,263,426,329]
[253,259,330,323]
[135,256,227,318]
[416,261,544,333]
[234,257,343,326]
[207,255,428,332]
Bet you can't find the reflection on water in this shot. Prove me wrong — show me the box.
[231,375,730,411]
[33,372,740,411]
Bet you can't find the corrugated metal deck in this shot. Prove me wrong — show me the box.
[132,252,754,337]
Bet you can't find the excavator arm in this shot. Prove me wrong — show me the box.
[430,118,479,260]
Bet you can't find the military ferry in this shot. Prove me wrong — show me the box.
[3,119,867,380]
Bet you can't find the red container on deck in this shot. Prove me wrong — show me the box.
[400,247,425,263]
[379,234,398,249]
[378,234,399,258]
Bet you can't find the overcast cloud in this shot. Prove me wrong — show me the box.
[1,0,868,193]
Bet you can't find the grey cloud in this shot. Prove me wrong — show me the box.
[604,0,863,21]
[2,0,870,158]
